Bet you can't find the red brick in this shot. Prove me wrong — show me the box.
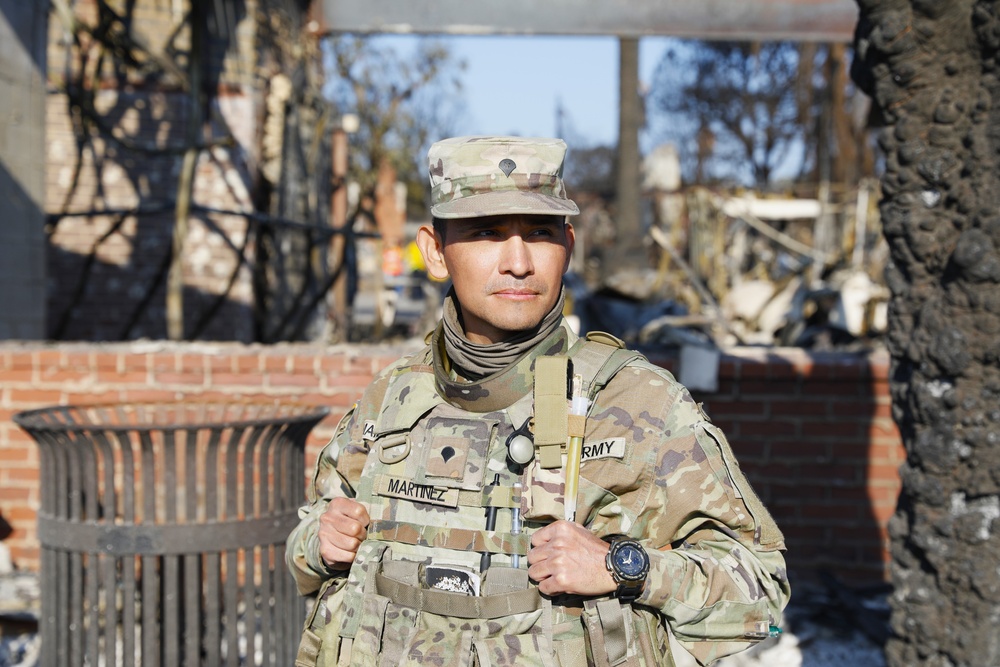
[37,365,92,383]
[828,400,878,418]
[799,381,864,398]
[867,420,901,441]
[326,374,378,389]
[706,418,738,436]
[7,353,33,370]
[798,463,860,483]
[149,353,177,373]
[62,351,93,371]
[730,440,768,460]
[826,361,872,381]
[800,421,861,439]
[867,485,900,506]
[154,371,205,385]
[212,372,262,386]
[868,462,903,484]
[233,355,262,373]
[767,502,800,523]
[96,369,148,384]
[800,503,863,523]
[831,442,871,460]
[869,442,906,465]
[287,356,318,373]
[766,359,809,380]
[871,502,897,523]
[735,361,770,379]
[63,390,121,404]
[8,388,64,405]
[871,379,893,399]
[267,373,320,388]
[263,355,291,372]
[0,446,32,463]
[755,461,798,481]
[740,420,798,437]
[2,468,42,483]
[0,487,34,502]
[770,399,829,417]
[93,352,120,370]
[209,356,235,372]
[738,380,800,397]
[119,389,179,403]
[701,379,739,397]
[121,353,148,370]
[1,369,35,382]
[768,441,824,460]
[705,400,769,418]
[829,486,869,503]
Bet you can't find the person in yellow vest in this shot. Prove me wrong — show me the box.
[287,136,789,666]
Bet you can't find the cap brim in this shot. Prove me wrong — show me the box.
[431,190,579,219]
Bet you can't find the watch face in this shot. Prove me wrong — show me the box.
[613,543,647,580]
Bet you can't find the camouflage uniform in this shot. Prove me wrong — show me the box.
[287,137,789,667]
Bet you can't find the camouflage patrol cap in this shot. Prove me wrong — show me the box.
[427,136,580,219]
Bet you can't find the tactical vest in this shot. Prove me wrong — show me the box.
[296,331,678,667]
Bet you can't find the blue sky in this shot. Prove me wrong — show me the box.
[377,35,672,148]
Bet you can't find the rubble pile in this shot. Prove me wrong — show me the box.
[574,179,889,356]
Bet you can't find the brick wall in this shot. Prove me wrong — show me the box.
[0,341,903,584]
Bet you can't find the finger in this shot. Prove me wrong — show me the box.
[319,541,359,568]
[527,559,552,585]
[530,521,561,547]
[328,498,371,526]
[528,566,573,595]
[320,519,367,550]
[317,522,364,566]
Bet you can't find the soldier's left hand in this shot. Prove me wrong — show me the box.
[527,520,617,596]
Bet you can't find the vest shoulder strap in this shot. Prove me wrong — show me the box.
[568,331,645,402]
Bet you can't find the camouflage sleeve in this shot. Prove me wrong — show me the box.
[285,364,401,596]
[586,361,790,666]
[285,404,359,596]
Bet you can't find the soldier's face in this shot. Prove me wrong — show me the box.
[417,214,575,344]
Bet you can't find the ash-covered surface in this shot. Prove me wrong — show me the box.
[1,571,891,667]
[0,570,40,667]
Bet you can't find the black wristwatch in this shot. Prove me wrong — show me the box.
[603,534,649,603]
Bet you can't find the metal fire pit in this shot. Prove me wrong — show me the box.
[13,402,329,667]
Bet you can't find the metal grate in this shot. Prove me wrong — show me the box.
[13,402,329,667]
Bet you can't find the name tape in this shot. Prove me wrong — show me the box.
[376,475,460,508]
[580,437,627,462]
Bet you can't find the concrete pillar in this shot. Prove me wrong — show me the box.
[611,37,643,276]
[0,2,48,339]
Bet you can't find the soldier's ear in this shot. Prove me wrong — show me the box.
[562,221,576,274]
[417,224,450,281]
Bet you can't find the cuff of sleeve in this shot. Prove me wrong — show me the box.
[305,529,341,579]
[635,547,683,609]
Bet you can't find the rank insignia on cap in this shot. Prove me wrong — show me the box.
[426,136,579,218]
[499,159,516,177]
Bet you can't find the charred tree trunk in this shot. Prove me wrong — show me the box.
[853,1,1000,665]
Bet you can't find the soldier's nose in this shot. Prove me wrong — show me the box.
[500,235,533,276]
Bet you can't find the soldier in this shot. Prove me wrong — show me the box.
[287,136,790,667]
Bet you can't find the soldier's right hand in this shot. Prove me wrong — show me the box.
[318,497,370,570]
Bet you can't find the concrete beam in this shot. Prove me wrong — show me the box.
[315,0,857,42]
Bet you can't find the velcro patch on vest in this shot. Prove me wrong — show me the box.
[363,420,377,441]
[375,475,459,507]
[581,437,627,462]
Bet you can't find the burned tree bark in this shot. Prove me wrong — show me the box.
[853,1,1000,666]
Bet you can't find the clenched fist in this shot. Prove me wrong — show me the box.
[318,497,370,570]
[527,520,616,596]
